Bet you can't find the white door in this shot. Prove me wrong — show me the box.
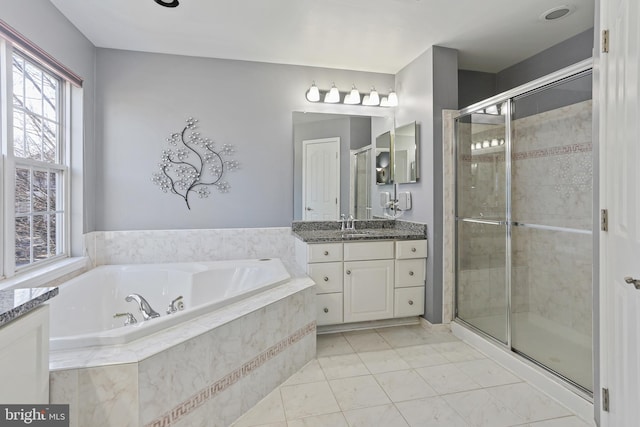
[302,138,340,220]
[600,0,640,424]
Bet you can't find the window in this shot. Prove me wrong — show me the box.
[0,19,82,280]
[11,52,65,268]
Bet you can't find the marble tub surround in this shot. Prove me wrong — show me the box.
[292,219,427,242]
[84,227,296,267]
[49,278,316,427]
[0,286,58,326]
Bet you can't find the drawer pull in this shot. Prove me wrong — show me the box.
[323,276,329,282]
[324,250,329,256]
[411,247,417,252]
[409,271,414,276]
[408,300,414,305]
[323,307,329,313]
[346,270,351,275]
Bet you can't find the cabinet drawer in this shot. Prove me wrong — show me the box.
[395,240,428,259]
[317,293,343,325]
[394,287,424,317]
[395,259,426,287]
[308,243,343,263]
[344,241,394,261]
[308,262,343,294]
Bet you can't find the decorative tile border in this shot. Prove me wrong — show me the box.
[461,142,592,163]
[144,321,316,427]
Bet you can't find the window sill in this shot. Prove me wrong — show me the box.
[0,257,90,291]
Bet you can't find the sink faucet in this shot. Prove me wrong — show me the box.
[340,213,347,231]
[126,293,161,320]
[346,214,355,230]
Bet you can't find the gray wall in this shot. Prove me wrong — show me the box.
[458,70,497,109]
[458,28,594,108]
[2,1,97,253]
[497,28,594,92]
[394,46,458,323]
[95,48,393,230]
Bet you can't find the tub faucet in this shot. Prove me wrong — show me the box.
[113,312,138,326]
[166,295,184,314]
[126,293,161,320]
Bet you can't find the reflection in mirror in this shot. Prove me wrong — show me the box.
[375,131,392,185]
[293,112,393,220]
[394,121,419,184]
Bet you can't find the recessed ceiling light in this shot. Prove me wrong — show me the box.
[540,5,575,21]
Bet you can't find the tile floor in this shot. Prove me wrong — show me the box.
[231,324,593,427]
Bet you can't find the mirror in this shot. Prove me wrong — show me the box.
[375,131,392,185]
[394,121,419,184]
[293,112,394,220]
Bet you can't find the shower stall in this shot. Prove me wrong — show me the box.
[453,61,593,393]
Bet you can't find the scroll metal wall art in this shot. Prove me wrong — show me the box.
[152,117,239,209]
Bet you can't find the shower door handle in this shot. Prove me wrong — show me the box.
[624,276,640,289]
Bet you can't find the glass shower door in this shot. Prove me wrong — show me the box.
[455,103,509,344]
[510,72,593,392]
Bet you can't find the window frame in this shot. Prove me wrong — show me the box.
[0,40,72,279]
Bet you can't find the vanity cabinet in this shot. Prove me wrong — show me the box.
[295,238,427,326]
[300,242,344,325]
[0,305,49,403]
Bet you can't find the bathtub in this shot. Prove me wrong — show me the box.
[48,258,291,351]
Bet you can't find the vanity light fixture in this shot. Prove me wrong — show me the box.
[305,82,397,107]
[306,81,320,102]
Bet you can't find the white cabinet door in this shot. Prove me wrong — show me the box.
[344,260,394,322]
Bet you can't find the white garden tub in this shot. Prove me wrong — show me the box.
[48,258,290,351]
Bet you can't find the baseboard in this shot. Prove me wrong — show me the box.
[317,317,420,334]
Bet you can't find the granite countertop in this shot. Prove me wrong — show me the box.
[292,219,427,243]
[0,287,58,327]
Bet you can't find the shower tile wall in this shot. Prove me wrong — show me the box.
[457,100,592,338]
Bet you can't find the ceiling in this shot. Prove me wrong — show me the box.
[49,0,595,74]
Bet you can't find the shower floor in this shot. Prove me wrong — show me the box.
[462,311,593,392]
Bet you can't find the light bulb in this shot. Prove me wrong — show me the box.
[380,97,390,107]
[387,90,398,107]
[491,138,499,147]
[306,81,320,102]
[324,83,340,103]
[344,85,360,104]
[366,87,380,106]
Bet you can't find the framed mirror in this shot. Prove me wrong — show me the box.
[394,121,419,184]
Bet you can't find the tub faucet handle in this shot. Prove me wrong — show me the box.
[167,295,184,314]
[126,293,161,320]
[114,312,138,326]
